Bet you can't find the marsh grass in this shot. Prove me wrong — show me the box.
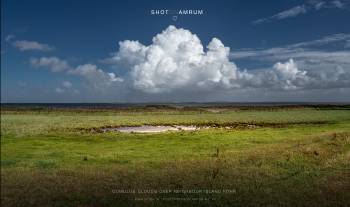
[1,107,350,206]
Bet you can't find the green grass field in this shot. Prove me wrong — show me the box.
[1,106,350,207]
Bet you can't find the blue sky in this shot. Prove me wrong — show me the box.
[1,0,350,102]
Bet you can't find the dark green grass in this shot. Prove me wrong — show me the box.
[1,107,350,206]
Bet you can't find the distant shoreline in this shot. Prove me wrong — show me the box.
[1,102,350,109]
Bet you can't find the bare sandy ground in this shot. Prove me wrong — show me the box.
[103,125,198,133]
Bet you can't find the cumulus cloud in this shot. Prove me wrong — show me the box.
[68,64,123,89]
[270,59,308,90]
[110,25,350,93]
[30,57,123,90]
[230,32,350,90]
[30,57,72,72]
[114,26,244,93]
[55,81,79,94]
[12,40,54,51]
[29,26,349,98]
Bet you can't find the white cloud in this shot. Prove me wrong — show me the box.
[332,0,345,8]
[315,1,326,10]
[271,59,308,90]
[111,26,350,93]
[54,81,79,94]
[5,34,15,42]
[253,0,348,24]
[108,73,124,82]
[30,57,72,72]
[231,48,350,65]
[253,5,307,24]
[13,40,53,51]
[30,26,349,98]
[274,5,307,19]
[55,88,65,94]
[291,33,350,47]
[30,57,123,90]
[230,33,350,65]
[115,26,243,93]
[68,64,123,88]
[229,32,350,90]
[315,0,347,9]
[345,40,350,48]
[62,81,72,88]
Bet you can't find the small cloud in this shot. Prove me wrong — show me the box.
[68,64,123,89]
[345,40,350,48]
[98,55,119,65]
[62,81,72,88]
[272,59,308,90]
[55,81,77,94]
[253,0,348,24]
[313,0,346,9]
[30,57,72,72]
[17,81,27,87]
[12,40,54,51]
[30,56,123,90]
[55,88,65,94]
[108,73,124,82]
[5,34,15,42]
[274,5,307,20]
[315,1,326,10]
[332,0,344,8]
[253,5,307,24]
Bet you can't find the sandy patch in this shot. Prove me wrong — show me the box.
[102,125,198,133]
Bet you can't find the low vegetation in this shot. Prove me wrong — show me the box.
[1,105,350,206]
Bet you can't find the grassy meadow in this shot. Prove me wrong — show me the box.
[1,105,350,206]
